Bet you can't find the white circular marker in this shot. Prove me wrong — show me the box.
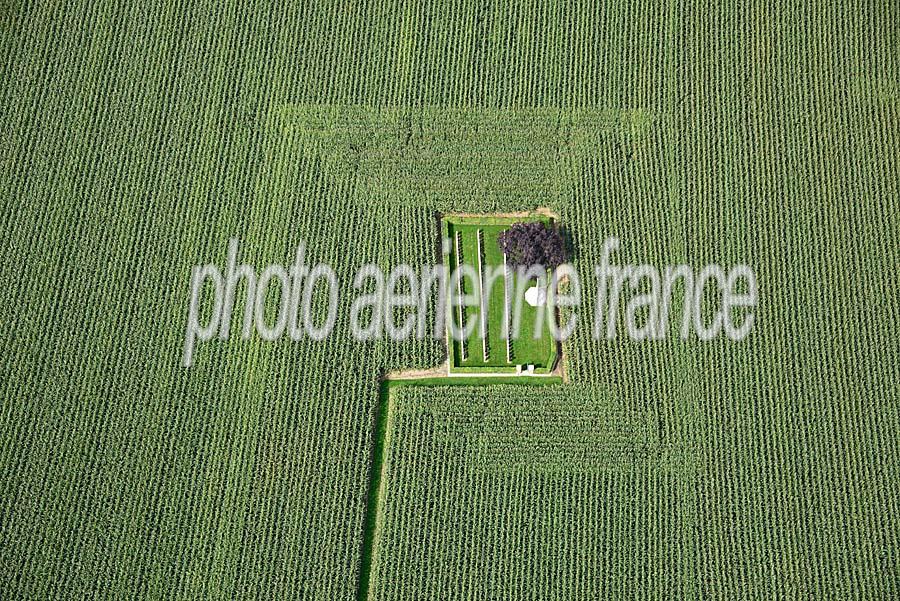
[525,286,547,307]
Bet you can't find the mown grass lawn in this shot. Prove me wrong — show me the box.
[444,216,556,373]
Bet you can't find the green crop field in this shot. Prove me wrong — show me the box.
[2,1,899,600]
[369,383,686,600]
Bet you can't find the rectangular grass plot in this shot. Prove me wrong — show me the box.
[442,214,559,374]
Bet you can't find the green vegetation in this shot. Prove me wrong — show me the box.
[443,215,557,373]
[1,1,898,600]
[369,384,687,600]
[357,376,563,601]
